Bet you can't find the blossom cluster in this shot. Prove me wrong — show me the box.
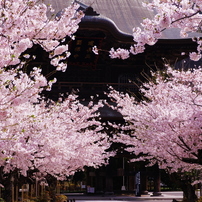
[0,68,112,178]
[108,67,202,173]
[93,0,202,60]
[109,48,130,60]
[0,0,113,180]
[131,0,202,60]
[0,0,84,71]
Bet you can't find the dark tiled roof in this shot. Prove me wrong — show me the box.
[45,0,202,39]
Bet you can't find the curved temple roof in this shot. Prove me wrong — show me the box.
[45,0,202,39]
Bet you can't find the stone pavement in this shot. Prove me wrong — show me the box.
[66,191,183,201]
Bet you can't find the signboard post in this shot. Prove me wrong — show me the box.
[135,171,141,196]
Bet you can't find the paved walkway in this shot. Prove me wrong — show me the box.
[66,191,183,201]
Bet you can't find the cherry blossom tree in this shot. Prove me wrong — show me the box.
[93,0,202,61]
[0,0,114,201]
[93,0,202,200]
[130,0,202,60]
[0,0,84,71]
[108,67,202,201]
[1,78,111,178]
[99,1,202,200]
[0,67,112,201]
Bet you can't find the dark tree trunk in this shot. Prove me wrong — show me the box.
[169,172,198,202]
[0,167,38,202]
[152,163,161,196]
[0,167,15,202]
[0,168,24,202]
[3,179,12,202]
[181,181,197,202]
[46,174,58,202]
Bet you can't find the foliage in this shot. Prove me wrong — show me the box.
[25,191,51,202]
[198,196,202,202]
[55,194,68,202]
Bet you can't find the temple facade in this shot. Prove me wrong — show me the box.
[31,0,202,195]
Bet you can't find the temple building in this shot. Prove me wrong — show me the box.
[33,0,202,195]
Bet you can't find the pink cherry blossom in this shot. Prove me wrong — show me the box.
[92,46,99,55]
[53,45,69,57]
[0,67,113,180]
[0,1,114,193]
[130,0,202,60]
[0,0,84,70]
[109,48,130,60]
[189,52,202,61]
[108,67,202,174]
[101,0,202,60]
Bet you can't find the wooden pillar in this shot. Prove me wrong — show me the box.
[105,177,113,193]
[11,176,14,202]
[141,171,149,195]
[15,185,18,202]
[152,164,161,196]
[41,184,45,196]
[30,184,33,198]
[21,185,24,202]
[128,175,135,192]
[95,173,104,193]
[57,181,60,194]
[135,171,141,196]
[35,180,39,197]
